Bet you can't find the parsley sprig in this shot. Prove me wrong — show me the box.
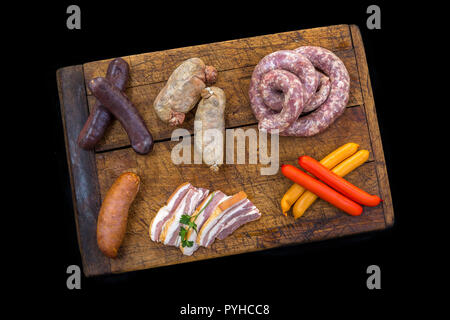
[179,192,215,248]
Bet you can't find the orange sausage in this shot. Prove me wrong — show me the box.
[281,164,362,216]
[298,156,381,207]
[97,172,140,258]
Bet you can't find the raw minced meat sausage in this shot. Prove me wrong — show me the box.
[248,46,350,136]
[258,69,304,132]
[249,50,317,124]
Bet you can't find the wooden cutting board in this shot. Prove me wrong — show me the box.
[57,24,394,277]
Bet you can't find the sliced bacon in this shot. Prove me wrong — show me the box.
[161,187,209,246]
[149,182,191,242]
[202,199,261,247]
[181,191,228,256]
[151,184,261,256]
[216,209,261,240]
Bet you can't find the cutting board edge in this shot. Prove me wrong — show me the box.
[57,65,112,277]
[349,24,394,228]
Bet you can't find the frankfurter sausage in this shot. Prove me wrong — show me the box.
[153,58,218,126]
[97,172,140,258]
[298,155,381,206]
[77,58,129,150]
[88,77,154,154]
[281,164,363,216]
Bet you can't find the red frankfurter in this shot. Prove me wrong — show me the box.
[77,58,129,150]
[298,156,382,206]
[97,172,140,258]
[281,164,363,216]
[88,77,154,155]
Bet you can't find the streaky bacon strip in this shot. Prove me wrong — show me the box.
[162,187,209,246]
[150,183,261,256]
[203,199,260,247]
[149,182,191,242]
[181,191,228,256]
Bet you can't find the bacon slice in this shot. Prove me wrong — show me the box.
[160,187,209,246]
[149,182,191,242]
[181,191,228,256]
[203,199,260,247]
[196,191,261,248]
[216,205,261,240]
[151,185,261,256]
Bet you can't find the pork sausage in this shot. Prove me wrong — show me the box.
[258,69,304,132]
[88,77,154,154]
[280,46,350,136]
[194,87,226,171]
[248,46,349,136]
[77,58,129,150]
[249,50,317,123]
[97,172,140,258]
[153,58,218,126]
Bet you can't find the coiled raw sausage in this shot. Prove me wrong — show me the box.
[248,46,350,136]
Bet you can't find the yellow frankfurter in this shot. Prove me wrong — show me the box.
[280,143,359,215]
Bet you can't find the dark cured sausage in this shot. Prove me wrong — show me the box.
[88,77,154,154]
[77,58,129,149]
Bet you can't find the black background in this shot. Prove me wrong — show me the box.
[20,0,427,316]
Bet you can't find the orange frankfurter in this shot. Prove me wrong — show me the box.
[281,164,362,216]
[298,156,381,207]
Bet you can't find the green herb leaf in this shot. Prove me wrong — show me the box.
[180,214,192,225]
[179,227,187,238]
[185,240,194,247]
[178,192,216,248]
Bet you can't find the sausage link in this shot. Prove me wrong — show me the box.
[258,70,304,132]
[97,172,140,258]
[248,47,349,136]
[153,58,218,126]
[194,87,226,171]
[77,58,129,149]
[302,71,331,113]
[249,50,318,123]
[280,46,350,136]
[88,77,154,154]
[260,70,329,114]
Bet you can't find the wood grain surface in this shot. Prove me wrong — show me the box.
[57,24,394,276]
